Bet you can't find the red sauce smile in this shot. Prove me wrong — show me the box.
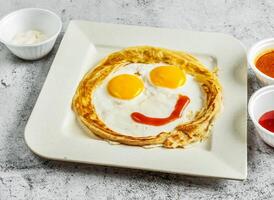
[131,95,190,126]
[256,51,274,78]
[259,110,274,133]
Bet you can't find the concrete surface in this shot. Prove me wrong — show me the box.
[0,0,274,199]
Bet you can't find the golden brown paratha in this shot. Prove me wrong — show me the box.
[72,46,222,148]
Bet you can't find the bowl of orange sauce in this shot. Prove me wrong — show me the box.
[248,38,274,85]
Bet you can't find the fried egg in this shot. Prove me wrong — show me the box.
[92,63,203,137]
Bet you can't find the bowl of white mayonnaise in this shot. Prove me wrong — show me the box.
[0,8,62,60]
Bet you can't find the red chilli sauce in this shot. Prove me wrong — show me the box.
[259,110,274,133]
[131,95,190,126]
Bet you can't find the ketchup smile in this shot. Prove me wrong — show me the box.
[259,110,274,133]
[131,95,190,126]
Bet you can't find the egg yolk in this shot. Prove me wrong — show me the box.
[107,74,144,100]
[150,66,186,89]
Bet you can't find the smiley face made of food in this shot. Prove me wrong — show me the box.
[72,46,222,148]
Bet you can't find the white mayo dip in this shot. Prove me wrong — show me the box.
[11,30,47,45]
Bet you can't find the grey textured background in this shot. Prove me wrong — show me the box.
[0,0,273,199]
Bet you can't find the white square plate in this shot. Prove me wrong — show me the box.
[25,21,247,179]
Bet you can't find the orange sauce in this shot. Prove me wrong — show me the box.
[131,95,190,126]
[256,50,274,78]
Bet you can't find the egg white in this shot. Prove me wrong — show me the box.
[92,63,203,137]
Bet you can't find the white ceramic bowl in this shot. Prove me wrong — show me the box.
[0,8,62,60]
[248,38,274,85]
[248,85,274,147]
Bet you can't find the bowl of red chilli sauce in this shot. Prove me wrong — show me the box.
[248,85,274,147]
[248,38,274,85]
